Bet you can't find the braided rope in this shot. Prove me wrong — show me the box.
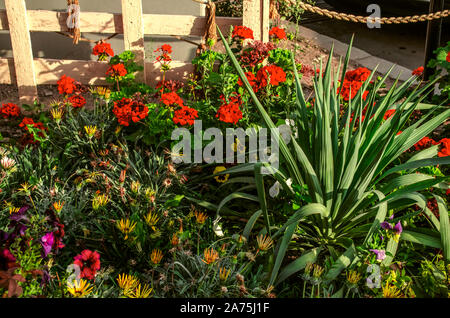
[287,1,450,24]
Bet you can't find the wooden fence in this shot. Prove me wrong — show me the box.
[0,0,270,103]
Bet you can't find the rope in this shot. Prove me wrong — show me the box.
[281,1,450,24]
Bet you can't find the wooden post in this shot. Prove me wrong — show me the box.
[121,0,146,83]
[424,0,445,80]
[243,0,270,42]
[5,0,38,103]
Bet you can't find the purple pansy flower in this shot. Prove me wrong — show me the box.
[40,232,54,258]
[380,221,393,230]
[369,249,386,261]
[393,221,403,235]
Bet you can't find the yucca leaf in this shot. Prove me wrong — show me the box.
[433,194,450,261]
[243,210,263,240]
[323,243,357,282]
[401,230,442,249]
[275,247,322,285]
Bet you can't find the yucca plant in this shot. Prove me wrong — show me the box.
[215,28,450,288]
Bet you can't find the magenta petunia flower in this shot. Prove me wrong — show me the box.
[369,249,386,261]
[40,232,54,257]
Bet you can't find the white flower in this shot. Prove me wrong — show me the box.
[213,217,224,237]
[269,181,281,198]
[1,156,16,170]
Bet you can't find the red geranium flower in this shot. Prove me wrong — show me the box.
[339,67,371,101]
[269,26,287,40]
[215,94,243,125]
[112,97,149,126]
[232,26,254,40]
[73,250,101,280]
[383,109,396,120]
[412,66,424,76]
[239,41,275,68]
[155,44,172,55]
[438,138,450,157]
[237,71,257,89]
[68,95,86,108]
[19,117,47,144]
[173,106,198,126]
[160,92,184,107]
[256,64,286,89]
[106,63,127,78]
[0,103,21,119]
[414,136,438,151]
[57,75,77,95]
[92,42,114,61]
[446,51,450,63]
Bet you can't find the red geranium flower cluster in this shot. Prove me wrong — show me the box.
[19,117,47,144]
[216,94,243,125]
[383,109,396,120]
[112,97,149,126]
[237,71,257,90]
[412,136,449,157]
[339,67,371,101]
[269,26,287,41]
[414,136,438,151]
[240,41,275,68]
[92,42,114,61]
[232,26,254,41]
[173,106,198,126]
[256,64,287,89]
[107,63,128,79]
[438,138,450,157]
[446,51,450,63]
[68,95,86,108]
[160,92,184,108]
[57,75,86,108]
[57,75,77,95]
[412,66,424,76]
[73,249,101,280]
[155,44,172,72]
[0,103,21,119]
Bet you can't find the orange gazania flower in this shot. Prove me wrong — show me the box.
[202,248,219,265]
[150,249,163,265]
[194,211,208,225]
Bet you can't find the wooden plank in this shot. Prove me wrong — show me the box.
[243,0,270,42]
[4,0,38,103]
[121,0,145,83]
[0,58,193,86]
[0,10,242,37]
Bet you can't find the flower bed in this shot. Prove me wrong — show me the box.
[0,25,449,299]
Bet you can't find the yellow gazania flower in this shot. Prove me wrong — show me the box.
[144,187,156,202]
[382,281,402,298]
[219,267,231,282]
[213,166,229,183]
[18,182,31,194]
[84,126,97,139]
[194,210,208,225]
[312,264,324,278]
[145,210,159,231]
[130,180,141,194]
[117,273,139,294]
[92,193,109,210]
[52,201,64,213]
[67,279,94,298]
[346,270,361,285]
[256,234,274,252]
[117,219,137,240]
[150,249,163,265]
[202,248,219,265]
[128,283,153,298]
[9,207,20,215]
[50,108,64,123]
[90,86,111,100]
